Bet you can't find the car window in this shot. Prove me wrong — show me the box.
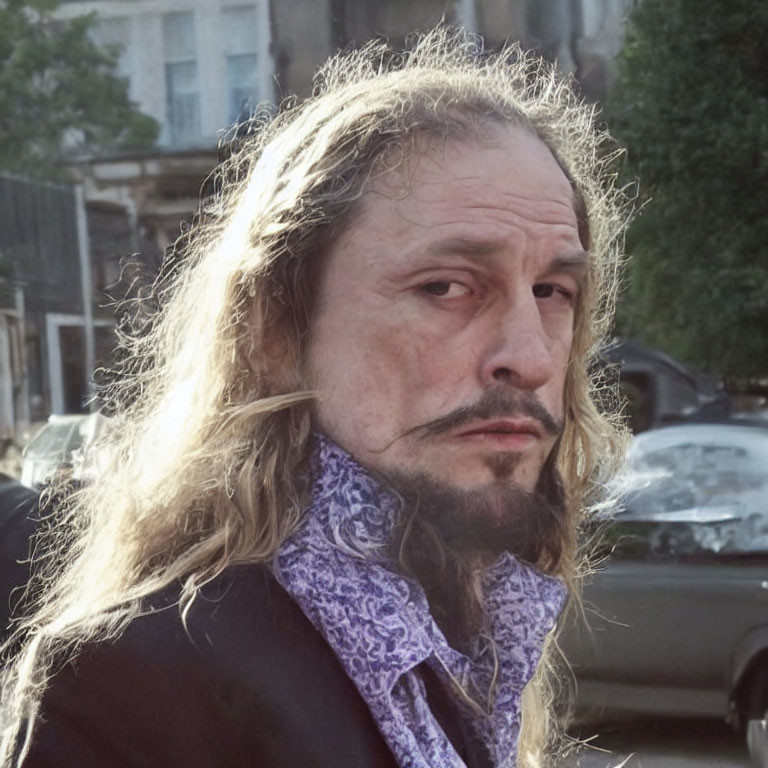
[22,418,87,487]
[24,420,78,459]
[610,427,768,558]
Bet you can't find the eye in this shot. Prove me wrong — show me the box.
[533,283,574,302]
[419,280,472,298]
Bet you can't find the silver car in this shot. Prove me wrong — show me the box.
[20,413,110,488]
[563,423,768,766]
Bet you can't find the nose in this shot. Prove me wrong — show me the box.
[478,295,557,391]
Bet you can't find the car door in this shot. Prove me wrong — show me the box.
[562,423,768,720]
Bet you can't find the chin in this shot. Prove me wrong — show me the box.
[424,463,535,495]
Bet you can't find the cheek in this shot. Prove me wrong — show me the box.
[372,320,476,400]
[357,322,445,407]
[317,317,466,435]
[310,321,415,433]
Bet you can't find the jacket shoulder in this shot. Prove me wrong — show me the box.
[23,564,396,768]
[0,480,39,638]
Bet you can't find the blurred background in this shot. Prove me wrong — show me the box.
[0,1,767,766]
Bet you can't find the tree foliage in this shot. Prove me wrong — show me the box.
[610,0,768,383]
[0,0,158,180]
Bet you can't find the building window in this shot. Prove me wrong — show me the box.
[90,17,132,81]
[162,11,201,145]
[222,6,260,124]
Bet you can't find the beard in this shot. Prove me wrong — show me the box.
[380,445,566,651]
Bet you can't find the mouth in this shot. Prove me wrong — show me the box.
[453,419,543,448]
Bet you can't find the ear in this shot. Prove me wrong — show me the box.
[247,296,300,394]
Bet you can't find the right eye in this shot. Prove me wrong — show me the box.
[418,281,472,298]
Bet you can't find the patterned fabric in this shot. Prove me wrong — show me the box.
[274,435,567,768]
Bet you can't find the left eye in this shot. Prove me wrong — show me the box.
[533,284,572,301]
[419,281,471,298]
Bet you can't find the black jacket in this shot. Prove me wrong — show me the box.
[0,477,38,639]
[19,565,401,768]
[6,496,482,767]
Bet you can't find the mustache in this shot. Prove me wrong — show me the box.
[405,389,563,440]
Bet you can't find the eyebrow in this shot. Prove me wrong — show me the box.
[547,250,590,280]
[426,237,590,278]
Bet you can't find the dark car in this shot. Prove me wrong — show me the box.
[562,423,768,766]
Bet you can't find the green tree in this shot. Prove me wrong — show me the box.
[0,0,158,180]
[610,0,768,384]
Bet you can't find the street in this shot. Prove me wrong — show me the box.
[560,719,752,768]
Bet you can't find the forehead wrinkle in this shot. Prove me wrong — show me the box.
[442,192,578,224]
[368,156,579,235]
[393,194,579,230]
[420,176,576,209]
[426,236,500,258]
[415,210,580,243]
[402,184,579,230]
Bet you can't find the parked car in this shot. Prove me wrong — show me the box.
[20,413,109,488]
[562,422,768,766]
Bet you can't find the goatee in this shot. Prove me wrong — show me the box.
[382,448,566,650]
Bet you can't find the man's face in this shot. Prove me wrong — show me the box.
[305,125,585,495]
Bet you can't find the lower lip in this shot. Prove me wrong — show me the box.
[454,431,539,450]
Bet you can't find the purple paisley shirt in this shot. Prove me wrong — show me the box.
[273,436,567,768]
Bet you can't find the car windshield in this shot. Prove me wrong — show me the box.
[611,424,768,557]
[24,418,85,459]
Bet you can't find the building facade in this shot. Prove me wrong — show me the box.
[59,0,273,152]
[55,0,273,271]
[57,0,634,261]
[0,176,111,426]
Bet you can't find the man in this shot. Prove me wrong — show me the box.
[0,29,627,768]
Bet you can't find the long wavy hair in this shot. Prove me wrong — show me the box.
[1,28,629,767]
